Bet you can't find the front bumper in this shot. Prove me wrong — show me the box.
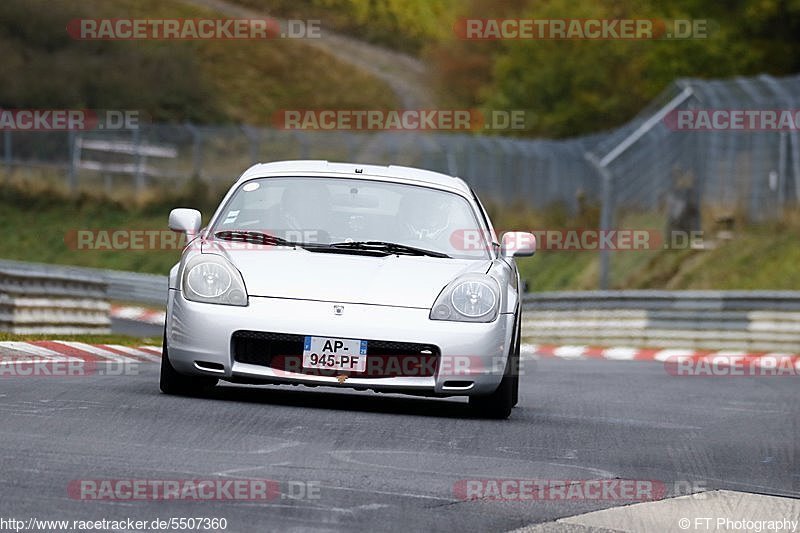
[166,290,514,396]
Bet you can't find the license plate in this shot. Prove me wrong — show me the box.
[302,336,368,373]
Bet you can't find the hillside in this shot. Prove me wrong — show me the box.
[0,0,398,125]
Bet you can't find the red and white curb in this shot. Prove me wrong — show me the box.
[0,341,161,364]
[110,306,166,325]
[522,343,800,369]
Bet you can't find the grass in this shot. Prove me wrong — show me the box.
[0,332,160,346]
[0,182,184,274]
[489,202,800,291]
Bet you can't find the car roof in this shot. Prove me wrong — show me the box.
[236,160,471,195]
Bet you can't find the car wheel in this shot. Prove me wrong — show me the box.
[511,360,520,408]
[469,352,514,419]
[511,312,521,408]
[159,328,218,396]
[469,310,520,419]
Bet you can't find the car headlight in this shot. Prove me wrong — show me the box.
[430,275,500,322]
[182,254,248,306]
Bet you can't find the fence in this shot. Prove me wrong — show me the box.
[3,73,800,288]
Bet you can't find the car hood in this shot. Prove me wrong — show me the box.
[203,243,491,308]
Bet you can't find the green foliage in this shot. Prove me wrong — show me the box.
[0,0,224,123]
[431,0,800,137]
[234,0,460,53]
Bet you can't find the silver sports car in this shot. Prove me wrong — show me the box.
[161,161,535,418]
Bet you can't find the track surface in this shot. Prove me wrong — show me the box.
[0,358,797,532]
[111,317,163,338]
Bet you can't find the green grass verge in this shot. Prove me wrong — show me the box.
[0,332,160,346]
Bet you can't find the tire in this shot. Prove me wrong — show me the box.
[469,309,520,419]
[511,310,521,408]
[159,328,218,396]
[469,365,514,419]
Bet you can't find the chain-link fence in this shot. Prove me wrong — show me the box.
[3,73,799,287]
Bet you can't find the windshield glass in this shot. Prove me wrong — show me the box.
[210,177,491,259]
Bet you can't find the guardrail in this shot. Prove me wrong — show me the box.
[0,259,167,307]
[2,259,798,352]
[522,291,800,352]
[0,267,111,335]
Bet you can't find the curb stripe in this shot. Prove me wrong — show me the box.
[137,346,162,356]
[46,341,129,363]
[0,341,73,361]
[34,341,111,363]
[102,344,161,363]
[524,343,800,368]
[0,341,162,364]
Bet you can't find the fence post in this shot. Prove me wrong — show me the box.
[3,129,11,177]
[760,74,800,205]
[241,125,260,164]
[67,130,78,194]
[586,153,614,290]
[777,132,787,217]
[185,122,203,179]
[446,141,458,176]
[293,131,310,159]
[133,127,145,194]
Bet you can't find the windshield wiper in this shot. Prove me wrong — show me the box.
[214,230,301,247]
[327,241,451,258]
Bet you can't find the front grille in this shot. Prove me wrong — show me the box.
[232,330,440,378]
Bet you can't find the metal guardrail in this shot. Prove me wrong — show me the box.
[522,291,800,352]
[1,259,798,351]
[0,259,168,306]
[0,267,111,334]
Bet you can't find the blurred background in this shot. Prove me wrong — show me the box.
[1,0,799,293]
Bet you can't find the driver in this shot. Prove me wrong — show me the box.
[279,182,332,241]
[398,191,453,242]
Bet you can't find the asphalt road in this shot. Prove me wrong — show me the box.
[111,317,163,338]
[0,357,797,532]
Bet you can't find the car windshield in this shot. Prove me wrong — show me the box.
[210,177,491,259]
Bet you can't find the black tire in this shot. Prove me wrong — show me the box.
[511,310,521,408]
[511,358,520,408]
[469,309,521,419]
[160,328,218,396]
[469,365,514,419]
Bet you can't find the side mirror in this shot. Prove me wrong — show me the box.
[501,231,536,258]
[169,208,202,234]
